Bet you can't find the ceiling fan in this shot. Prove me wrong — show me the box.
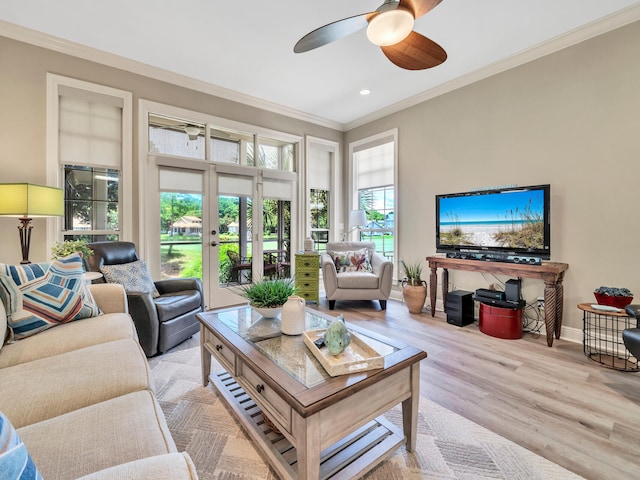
[293,0,446,70]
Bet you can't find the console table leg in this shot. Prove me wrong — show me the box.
[429,267,438,317]
[555,281,564,339]
[544,282,557,347]
[441,269,449,313]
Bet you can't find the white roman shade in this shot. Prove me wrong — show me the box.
[308,147,332,191]
[354,140,394,190]
[58,87,123,169]
[218,174,254,197]
[159,168,203,193]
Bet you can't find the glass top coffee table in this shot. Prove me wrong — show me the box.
[198,305,427,480]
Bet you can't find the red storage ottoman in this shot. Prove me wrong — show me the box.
[479,303,523,339]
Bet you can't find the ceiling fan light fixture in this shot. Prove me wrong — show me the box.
[184,126,200,137]
[366,8,414,46]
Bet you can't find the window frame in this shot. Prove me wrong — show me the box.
[46,74,133,246]
[348,129,398,280]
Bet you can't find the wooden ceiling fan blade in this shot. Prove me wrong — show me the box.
[294,13,372,53]
[399,0,443,20]
[381,31,446,70]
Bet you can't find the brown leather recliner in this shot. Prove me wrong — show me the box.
[86,241,204,357]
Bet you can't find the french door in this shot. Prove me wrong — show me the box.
[150,159,296,310]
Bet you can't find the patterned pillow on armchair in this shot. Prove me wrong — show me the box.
[329,248,373,273]
[0,411,43,479]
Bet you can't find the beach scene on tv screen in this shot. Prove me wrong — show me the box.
[439,190,545,249]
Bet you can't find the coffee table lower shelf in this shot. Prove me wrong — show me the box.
[209,370,405,480]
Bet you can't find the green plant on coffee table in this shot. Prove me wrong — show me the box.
[400,259,424,286]
[241,278,297,308]
[51,240,94,261]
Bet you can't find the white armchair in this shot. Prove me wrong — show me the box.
[321,241,393,310]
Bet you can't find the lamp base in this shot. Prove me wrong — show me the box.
[18,216,33,264]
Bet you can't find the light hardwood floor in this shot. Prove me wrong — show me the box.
[306,298,640,480]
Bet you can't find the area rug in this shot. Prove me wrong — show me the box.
[148,337,583,479]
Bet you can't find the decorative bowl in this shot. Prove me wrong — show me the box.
[593,293,634,308]
[252,306,282,318]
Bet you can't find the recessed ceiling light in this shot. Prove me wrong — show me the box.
[360,89,371,96]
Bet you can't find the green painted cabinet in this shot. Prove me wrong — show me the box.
[295,253,320,303]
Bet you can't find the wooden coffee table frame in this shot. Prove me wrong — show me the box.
[198,306,427,480]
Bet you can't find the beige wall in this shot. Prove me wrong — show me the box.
[2,20,638,333]
[0,35,341,262]
[345,21,640,332]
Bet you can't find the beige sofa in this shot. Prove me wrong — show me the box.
[0,283,198,480]
[321,241,394,310]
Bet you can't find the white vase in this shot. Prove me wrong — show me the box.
[304,237,315,252]
[281,295,306,335]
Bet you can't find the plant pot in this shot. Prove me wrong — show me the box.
[402,280,427,314]
[252,306,282,318]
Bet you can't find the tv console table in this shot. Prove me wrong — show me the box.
[426,256,569,347]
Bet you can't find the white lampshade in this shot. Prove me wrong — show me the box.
[349,209,367,227]
[366,8,414,47]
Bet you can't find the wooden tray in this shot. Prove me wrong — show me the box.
[302,329,384,377]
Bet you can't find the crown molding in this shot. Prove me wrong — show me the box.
[344,3,640,131]
[0,20,345,132]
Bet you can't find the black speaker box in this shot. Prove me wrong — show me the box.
[505,279,521,302]
[446,290,475,327]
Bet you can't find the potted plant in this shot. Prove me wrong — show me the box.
[241,278,297,318]
[400,259,427,314]
[593,286,634,308]
[51,240,94,267]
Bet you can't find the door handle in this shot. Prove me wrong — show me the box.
[211,230,217,235]
[211,241,218,246]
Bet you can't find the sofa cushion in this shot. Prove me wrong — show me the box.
[328,248,372,273]
[0,253,101,341]
[77,453,198,480]
[0,313,136,369]
[336,271,379,289]
[0,338,151,428]
[100,260,160,298]
[155,290,202,323]
[18,390,177,479]
[0,411,43,480]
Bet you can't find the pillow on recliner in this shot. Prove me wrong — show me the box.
[329,248,373,273]
[100,259,160,298]
[0,253,101,341]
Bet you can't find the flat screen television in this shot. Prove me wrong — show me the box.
[435,184,551,259]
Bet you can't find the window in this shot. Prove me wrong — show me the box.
[310,189,329,252]
[350,130,397,266]
[48,75,132,243]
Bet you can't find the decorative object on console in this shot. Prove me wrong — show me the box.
[303,236,315,253]
[0,252,100,340]
[593,286,633,308]
[342,209,367,241]
[241,278,297,318]
[0,183,64,264]
[400,259,427,314]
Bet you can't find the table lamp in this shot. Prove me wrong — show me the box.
[343,209,367,241]
[0,183,64,264]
